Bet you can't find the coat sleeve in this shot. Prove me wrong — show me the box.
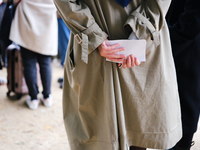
[53,0,108,64]
[168,0,200,42]
[124,0,171,47]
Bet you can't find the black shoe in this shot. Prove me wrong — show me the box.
[58,78,63,83]
[60,81,63,89]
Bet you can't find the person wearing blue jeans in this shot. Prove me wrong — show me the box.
[58,17,70,66]
[57,14,70,88]
[20,47,52,101]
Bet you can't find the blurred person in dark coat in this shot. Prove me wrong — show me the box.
[166,0,200,149]
[0,0,19,67]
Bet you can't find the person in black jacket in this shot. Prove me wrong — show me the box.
[0,1,8,85]
[166,0,200,149]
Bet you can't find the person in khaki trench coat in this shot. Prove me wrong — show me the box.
[54,0,182,149]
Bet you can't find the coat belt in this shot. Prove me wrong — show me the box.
[132,11,160,47]
[74,23,100,64]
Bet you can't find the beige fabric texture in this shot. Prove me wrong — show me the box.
[9,0,58,56]
[54,0,182,149]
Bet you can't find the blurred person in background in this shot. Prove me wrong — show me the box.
[0,0,20,67]
[166,0,200,149]
[9,0,58,110]
[0,0,11,86]
[57,11,70,89]
[0,0,25,86]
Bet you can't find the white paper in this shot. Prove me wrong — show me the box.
[105,39,146,63]
[128,31,138,40]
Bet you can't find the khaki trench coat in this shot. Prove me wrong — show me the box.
[9,0,58,56]
[54,0,182,149]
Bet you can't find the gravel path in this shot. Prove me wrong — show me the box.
[0,62,199,150]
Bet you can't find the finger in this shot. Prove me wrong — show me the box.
[130,54,135,67]
[109,43,120,50]
[126,56,131,68]
[106,47,125,55]
[134,57,141,66]
[100,47,125,59]
[122,59,127,69]
[108,58,125,62]
[106,54,126,61]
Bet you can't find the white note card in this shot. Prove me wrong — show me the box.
[105,39,146,63]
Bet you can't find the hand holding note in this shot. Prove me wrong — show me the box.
[105,39,146,63]
[98,32,146,69]
[98,40,126,63]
